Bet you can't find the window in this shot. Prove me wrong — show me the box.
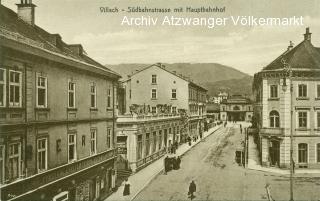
[158,130,162,150]
[0,145,4,184]
[298,84,307,98]
[107,128,111,149]
[317,85,320,98]
[172,107,177,114]
[270,85,278,98]
[317,112,320,129]
[151,106,157,114]
[298,143,308,163]
[68,81,76,108]
[145,133,150,156]
[151,75,157,84]
[107,88,111,108]
[37,138,47,171]
[9,143,21,180]
[36,74,47,107]
[137,135,142,160]
[90,129,97,155]
[269,110,280,128]
[9,70,22,107]
[151,89,157,99]
[90,83,96,108]
[68,134,76,162]
[152,132,157,153]
[172,89,177,99]
[0,69,6,107]
[298,111,307,128]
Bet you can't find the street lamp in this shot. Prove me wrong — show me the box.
[281,58,294,201]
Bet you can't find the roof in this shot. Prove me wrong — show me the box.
[126,63,207,91]
[0,4,121,79]
[221,95,251,104]
[263,31,320,71]
[206,103,220,112]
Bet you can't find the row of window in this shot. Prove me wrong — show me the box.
[189,88,206,102]
[150,106,177,114]
[137,127,180,160]
[269,84,320,99]
[151,88,177,99]
[269,110,320,129]
[0,128,112,183]
[0,69,113,109]
[297,143,320,164]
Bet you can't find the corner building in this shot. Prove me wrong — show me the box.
[252,28,320,169]
[0,1,121,200]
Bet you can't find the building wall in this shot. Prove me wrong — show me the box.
[117,118,183,172]
[0,49,118,200]
[124,65,189,113]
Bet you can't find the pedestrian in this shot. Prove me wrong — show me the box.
[188,180,196,200]
[164,156,169,174]
[177,156,181,169]
[123,178,131,196]
[240,127,242,134]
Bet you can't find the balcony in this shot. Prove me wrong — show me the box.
[117,114,181,123]
[1,149,116,200]
[259,128,285,136]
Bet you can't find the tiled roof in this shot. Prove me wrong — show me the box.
[263,37,320,71]
[0,5,120,78]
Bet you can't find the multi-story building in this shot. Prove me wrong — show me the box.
[117,63,207,172]
[0,2,120,201]
[252,28,320,169]
[220,95,253,122]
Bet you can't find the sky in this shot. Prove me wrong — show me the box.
[2,0,320,75]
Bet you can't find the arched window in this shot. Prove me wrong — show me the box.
[269,110,280,128]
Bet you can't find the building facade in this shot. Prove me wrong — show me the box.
[220,95,253,122]
[252,28,320,169]
[117,114,183,172]
[0,2,120,201]
[116,63,207,172]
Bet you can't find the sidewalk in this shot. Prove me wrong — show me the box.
[247,134,320,176]
[105,124,222,201]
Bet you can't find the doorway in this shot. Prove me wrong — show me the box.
[269,140,280,167]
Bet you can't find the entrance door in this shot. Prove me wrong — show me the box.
[269,140,280,167]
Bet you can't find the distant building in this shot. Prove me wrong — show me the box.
[206,103,220,121]
[0,2,120,201]
[252,28,320,169]
[220,95,253,122]
[117,63,207,172]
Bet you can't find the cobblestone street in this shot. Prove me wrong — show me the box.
[134,123,320,200]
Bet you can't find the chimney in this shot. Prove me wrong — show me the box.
[304,27,312,41]
[287,41,294,51]
[50,34,62,48]
[16,0,36,26]
[68,44,84,57]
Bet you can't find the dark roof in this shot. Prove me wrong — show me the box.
[0,5,120,78]
[263,38,320,71]
[206,103,220,112]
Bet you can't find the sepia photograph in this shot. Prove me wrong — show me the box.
[0,0,320,200]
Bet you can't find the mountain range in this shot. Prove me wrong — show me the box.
[105,63,253,96]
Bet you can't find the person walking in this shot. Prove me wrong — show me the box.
[164,156,169,174]
[123,178,131,196]
[188,180,196,200]
[177,156,181,169]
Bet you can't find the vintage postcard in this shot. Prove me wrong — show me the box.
[0,0,320,200]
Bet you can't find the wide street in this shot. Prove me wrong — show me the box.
[134,123,320,200]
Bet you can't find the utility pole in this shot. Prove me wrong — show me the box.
[281,58,294,201]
